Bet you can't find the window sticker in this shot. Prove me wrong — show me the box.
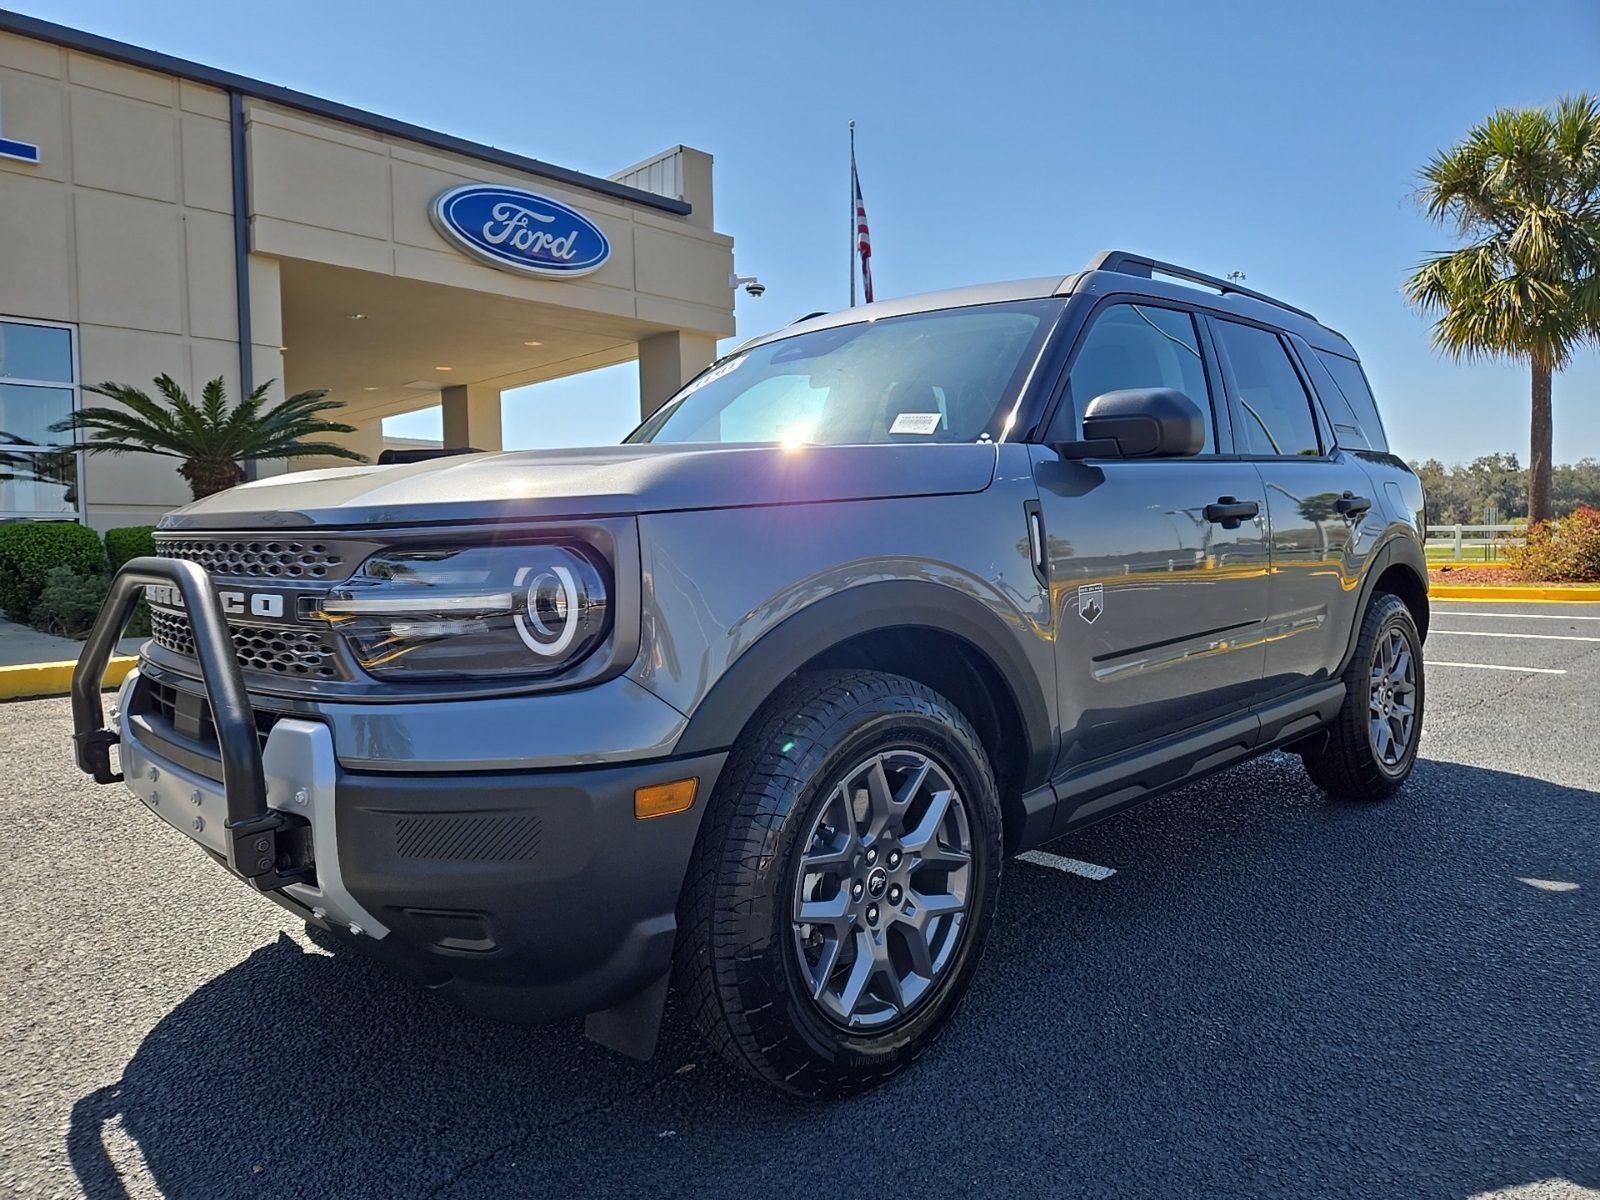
[890,412,942,435]
[680,355,744,397]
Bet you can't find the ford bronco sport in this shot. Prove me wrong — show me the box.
[72,250,1427,1098]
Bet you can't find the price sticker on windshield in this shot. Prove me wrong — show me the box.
[890,413,942,435]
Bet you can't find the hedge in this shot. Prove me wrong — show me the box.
[0,522,108,621]
[104,525,157,572]
[1508,505,1600,582]
[30,566,111,638]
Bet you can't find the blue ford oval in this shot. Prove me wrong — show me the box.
[430,184,611,278]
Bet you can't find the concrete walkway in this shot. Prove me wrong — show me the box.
[0,615,145,667]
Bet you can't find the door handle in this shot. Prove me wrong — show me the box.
[1204,496,1260,528]
[1335,492,1372,517]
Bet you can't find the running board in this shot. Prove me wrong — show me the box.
[1044,682,1347,839]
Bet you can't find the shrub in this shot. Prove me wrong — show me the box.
[102,526,157,637]
[29,567,110,639]
[0,522,108,622]
[1507,505,1600,581]
[104,525,156,571]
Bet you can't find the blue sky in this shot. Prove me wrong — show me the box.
[19,0,1600,465]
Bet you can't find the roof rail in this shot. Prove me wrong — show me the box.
[1083,250,1317,322]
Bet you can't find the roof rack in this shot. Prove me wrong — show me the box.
[1082,250,1317,322]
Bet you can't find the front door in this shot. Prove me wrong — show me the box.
[1033,300,1270,774]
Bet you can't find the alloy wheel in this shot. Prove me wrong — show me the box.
[1368,626,1417,767]
[791,749,973,1030]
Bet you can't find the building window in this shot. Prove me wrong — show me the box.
[0,318,81,520]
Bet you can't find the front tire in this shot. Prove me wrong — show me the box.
[674,670,1002,1098]
[1301,592,1424,799]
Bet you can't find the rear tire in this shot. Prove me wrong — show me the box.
[1301,592,1424,800]
[674,669,1002,1098]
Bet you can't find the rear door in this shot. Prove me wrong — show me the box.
[1033,298,1270,772]
[1207,317,1380,696]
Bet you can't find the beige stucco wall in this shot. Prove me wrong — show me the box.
[245,103,735,343]
[0,34,283,530]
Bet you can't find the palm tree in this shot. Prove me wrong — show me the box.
[52,374,367,500]
[1404,95,1600,523]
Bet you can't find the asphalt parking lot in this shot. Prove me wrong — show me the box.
[2,599,1596,1200]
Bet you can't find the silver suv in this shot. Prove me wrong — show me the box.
[72,251,1428,1097]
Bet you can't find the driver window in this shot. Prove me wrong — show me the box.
[1049,303,1215,451]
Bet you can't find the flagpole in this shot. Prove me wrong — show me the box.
[848,121,857,309]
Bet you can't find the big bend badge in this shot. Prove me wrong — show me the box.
[1077,583,1103,624]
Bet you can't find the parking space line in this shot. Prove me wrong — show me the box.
[1435,610,1600,621]
[1016,850,1116,880]
[1427,660,1568,674]
[1431,630,1600,643]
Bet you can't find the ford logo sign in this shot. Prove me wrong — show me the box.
[429,184,611,278]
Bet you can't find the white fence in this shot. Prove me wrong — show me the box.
[1425,524,1525,560]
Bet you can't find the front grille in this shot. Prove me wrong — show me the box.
[157,538,344,579]
[150,609,343,679]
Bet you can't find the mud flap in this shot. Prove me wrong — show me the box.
[584,972,671,1060]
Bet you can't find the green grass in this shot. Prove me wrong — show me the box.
[1424,544,1518,562]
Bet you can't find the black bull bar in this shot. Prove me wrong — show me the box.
[70,556,311,891]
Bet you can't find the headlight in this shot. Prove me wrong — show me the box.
[321,544,609,679]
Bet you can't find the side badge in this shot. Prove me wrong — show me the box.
[1078,583,1103,624]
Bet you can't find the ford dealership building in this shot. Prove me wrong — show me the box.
[0,12,736,529]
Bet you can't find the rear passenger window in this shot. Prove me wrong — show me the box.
[1313,351,1389,453]
[1052,303,1215,451]
[1214,321,1321,457]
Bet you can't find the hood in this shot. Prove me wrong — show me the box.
[157,443,1000,531]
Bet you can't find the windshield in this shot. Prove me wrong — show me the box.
[628,300,1058,446]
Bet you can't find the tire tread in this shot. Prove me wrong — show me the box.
[1302,592,1422,800]
[674,669,999,1098]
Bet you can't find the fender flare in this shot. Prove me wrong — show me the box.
[1337,533,1429,675]
[671,579,1056,790]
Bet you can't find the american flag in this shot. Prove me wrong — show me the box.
[852,153,873,304]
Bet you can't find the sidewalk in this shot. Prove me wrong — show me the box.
[0,615,145,666]
[0,615,146,700]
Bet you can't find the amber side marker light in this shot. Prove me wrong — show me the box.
[634,778,698,819]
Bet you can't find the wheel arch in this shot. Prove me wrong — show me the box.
[1340,535,1430,675]
[672,580,1055,802]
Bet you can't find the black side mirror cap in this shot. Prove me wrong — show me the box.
[1054,388,1206,460]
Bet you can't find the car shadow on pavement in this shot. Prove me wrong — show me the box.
[67,754,1600,1200]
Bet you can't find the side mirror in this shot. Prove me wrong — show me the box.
[1055,388,1206,460]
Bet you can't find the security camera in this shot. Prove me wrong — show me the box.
[731,273,766,298]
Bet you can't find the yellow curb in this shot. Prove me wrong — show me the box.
[0,656,138,701]
[1431,585,1600,602]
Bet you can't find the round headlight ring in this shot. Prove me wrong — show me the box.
[514,563,583,657]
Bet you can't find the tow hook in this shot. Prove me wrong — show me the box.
[72,728,123,785]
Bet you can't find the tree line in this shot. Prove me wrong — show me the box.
[1409,454,1600,525]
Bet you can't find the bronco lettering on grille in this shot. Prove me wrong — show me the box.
[145,584,285,619]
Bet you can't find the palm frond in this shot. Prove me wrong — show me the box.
[1407,94,1600,371]
[250,440,368,463]
[48,374,366,482]
[71,382,183,442]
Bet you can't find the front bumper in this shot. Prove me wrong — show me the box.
[72,558,725,1032]
[116,670,384,936]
